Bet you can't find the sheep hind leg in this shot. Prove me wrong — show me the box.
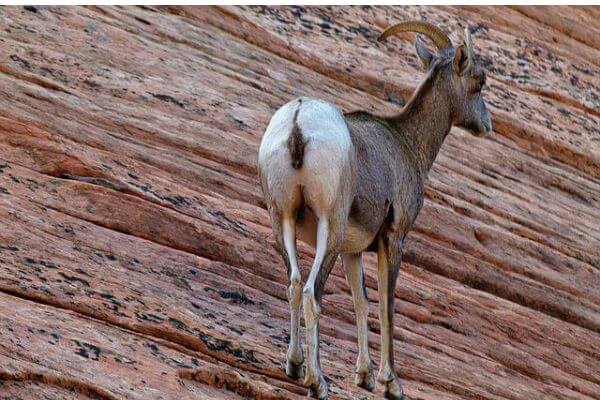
[282,214,304,378]
[303,216,341,400]
[269,203,304,379]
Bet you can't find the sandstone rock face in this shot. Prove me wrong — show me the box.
[0,5,598,400]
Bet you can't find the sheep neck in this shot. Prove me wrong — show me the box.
[387,65,454,175]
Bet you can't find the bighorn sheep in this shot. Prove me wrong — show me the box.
[258,21,492,400]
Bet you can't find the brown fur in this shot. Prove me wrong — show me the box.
[287,100,306,169]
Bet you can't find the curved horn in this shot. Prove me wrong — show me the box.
[378,20,452,50]
[464,27,475,62]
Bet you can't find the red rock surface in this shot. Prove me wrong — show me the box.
[0,5,598,400]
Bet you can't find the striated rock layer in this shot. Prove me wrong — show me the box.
[0,5,598,400]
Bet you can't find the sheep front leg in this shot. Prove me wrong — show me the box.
[376,236,404,400]
[342,252,375,391]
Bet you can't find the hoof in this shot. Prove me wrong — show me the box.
[383,377,404,400]
[355,369,375,391]
[286,359,303,379]
[306,374,328,399]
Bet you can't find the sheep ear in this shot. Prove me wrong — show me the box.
[415,35,433,69]
[453,43,470,75]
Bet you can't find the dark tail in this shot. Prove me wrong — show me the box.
[287,100,306,170]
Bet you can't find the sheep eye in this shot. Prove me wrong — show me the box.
[470,80,482,93]
[471,74,485,92]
